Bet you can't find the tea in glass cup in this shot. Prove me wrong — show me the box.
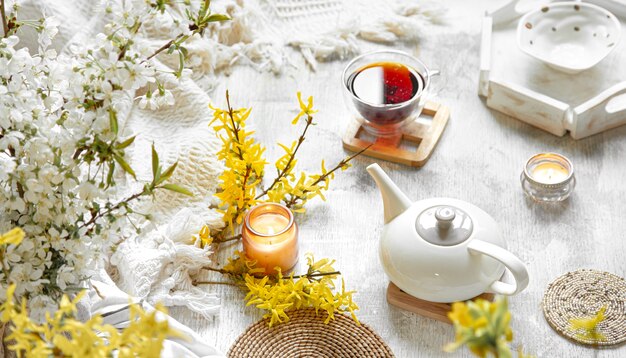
[342,51,438,137]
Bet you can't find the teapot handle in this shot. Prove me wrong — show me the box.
[467,240,529,296]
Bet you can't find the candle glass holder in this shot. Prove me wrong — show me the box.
[521,153,576,202]
[242,203,298,274]
[341,50,438,137]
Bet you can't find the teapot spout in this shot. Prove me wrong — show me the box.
[367,163,412,224]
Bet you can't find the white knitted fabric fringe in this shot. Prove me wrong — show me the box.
[160,0,447,89]
[17,0,445,322]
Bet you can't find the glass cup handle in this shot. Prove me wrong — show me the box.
[425,69,442,101]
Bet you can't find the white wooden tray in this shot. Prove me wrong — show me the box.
[479,0,626,139]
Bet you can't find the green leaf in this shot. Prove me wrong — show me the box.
[180,46,188,59]
[161,184,193,196]
[115,135,136,149]
[114,154,136,179]
[207,14,230,22]
[175,49,185,78]
[158,161,178,185]
[106,161,115,187]
[109,108,118,135]
[151,143,159,180]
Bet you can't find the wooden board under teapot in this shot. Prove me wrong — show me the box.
[386,282,494,324]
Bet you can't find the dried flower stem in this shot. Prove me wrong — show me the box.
[117,21,143,61]
[0,248,11,284]
[255,114,314,200]
[225,90,245,160]
[144,24,198,62]
[224,165,253,229]
[201,265,340,280]
[214,233,242,243]
[202,266,231,275]
[284,144,371,209]
[193,280,243,287]
[78,191,144,233]
[292,271,341,279]
[0,0,8,37]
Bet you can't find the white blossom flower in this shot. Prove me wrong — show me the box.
[0,0,207,321]
[38,17,59,50]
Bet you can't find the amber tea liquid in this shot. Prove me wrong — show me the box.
[347,61,425,126]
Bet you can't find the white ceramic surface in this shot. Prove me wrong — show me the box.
[367,163,530,303]
[517,2,621,74]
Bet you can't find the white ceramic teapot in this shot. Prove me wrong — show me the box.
[367,163,529,303]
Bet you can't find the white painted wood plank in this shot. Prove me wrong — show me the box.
[479,15,493,97]
[487,79,569,136]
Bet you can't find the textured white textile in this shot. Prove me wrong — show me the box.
[88,277,225,357]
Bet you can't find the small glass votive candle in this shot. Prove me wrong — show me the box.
[520,153,576,202]
[242,203,298,274]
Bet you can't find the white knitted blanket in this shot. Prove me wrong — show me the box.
[19,0,444,339]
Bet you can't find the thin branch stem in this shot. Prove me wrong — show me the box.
[117,20,143,61]
[78,190,145,232]
[0,0,9,38]
[144,37,181,62]
[292,271,341,279]
[193,281,243,287]
[144,24,198,62]
[201,265,341,281]
[284,144,372,208]
[225,165,253,227]
[0,248,11,284]
[214,233,242,243]
[256,115,314,200]
[202,266,231,275]
[225,90,245,161]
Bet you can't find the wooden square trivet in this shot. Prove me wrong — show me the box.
[342,101,449,167]
[386,282,494,324]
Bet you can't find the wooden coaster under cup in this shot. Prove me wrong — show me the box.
[342,101,450,167]
[386,282,494,324]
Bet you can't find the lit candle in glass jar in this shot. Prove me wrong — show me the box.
[242,203,298,274]
[521,153,575,202]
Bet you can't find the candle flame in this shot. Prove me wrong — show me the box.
[267,227,275,235]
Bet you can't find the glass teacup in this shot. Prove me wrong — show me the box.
[342,50,438,137]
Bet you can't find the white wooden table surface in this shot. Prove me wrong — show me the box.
[169,1,626,356]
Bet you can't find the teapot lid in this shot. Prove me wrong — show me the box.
[415,205,473,246]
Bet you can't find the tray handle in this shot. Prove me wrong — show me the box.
[571,82,626,139]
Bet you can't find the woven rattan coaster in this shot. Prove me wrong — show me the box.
[542,269,626,346]
[228,308,394,357]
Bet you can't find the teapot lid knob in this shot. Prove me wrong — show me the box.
[435,207,455,223]
[415,205,474,246]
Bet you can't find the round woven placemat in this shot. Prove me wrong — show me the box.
[228,309,394,357]
[542,269,626,346]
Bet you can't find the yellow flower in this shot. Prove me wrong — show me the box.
[195,225,213,247]
[222,252,359,327]
[1,282,182,357]
[448,302,472,327]
[569,305,607,342]
[0,228,25,246]
[292,92,318,124]
[445,297,515,357]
